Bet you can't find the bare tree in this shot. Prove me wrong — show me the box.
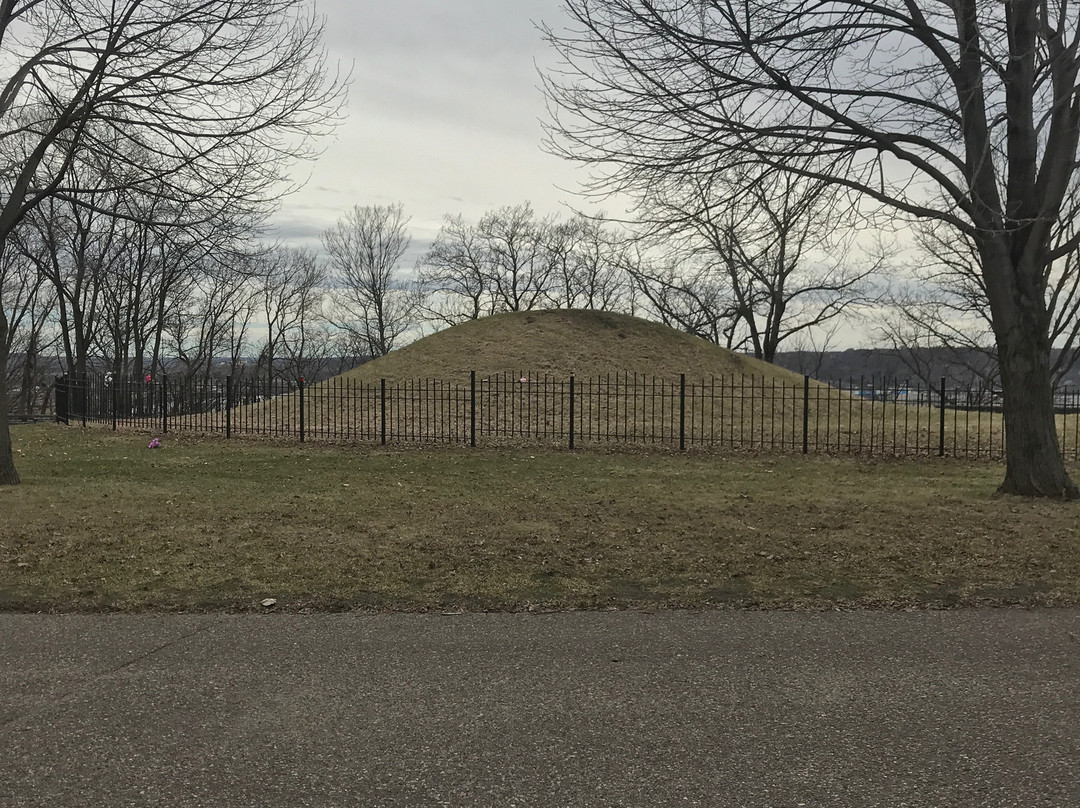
[542,1,1080,497]
[221,261,260,382]
[780,323,843,381]
[0,0,343,484]
[416,214,495,326]
[252,246,324,394]
[881,180,1080,390]
[878,273,1002,391]
[479,202,554,312]
[25,187,121,382]
[545,214,629,310]
[284,320,339,383]
[323,203,414,358]
[416,204,633,327]
[636,166,878,362]
[627,254,733,346]
[162,254,259,386]
[100,191,228,383]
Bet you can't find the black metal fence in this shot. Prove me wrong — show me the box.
[51,371,1080,460]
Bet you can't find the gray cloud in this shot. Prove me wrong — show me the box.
[271,0,595,249]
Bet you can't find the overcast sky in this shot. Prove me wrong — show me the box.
[269,0,593,255]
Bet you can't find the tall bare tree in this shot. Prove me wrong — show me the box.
[323,203,414,358]
[878,221,1002,389]
[479,202,554,312]
[544,214,629,311]
[0,0,343,484]
[252,246,324,394]
[26,187,121,382]
[416,204,634,327]
[627,254,734,346]
[542,1,1080,497]
[636,165,878,362]
[162,252,258,386]
[415,214,494,326]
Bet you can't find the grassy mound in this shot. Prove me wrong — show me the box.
[223,311,953,450]
[342,309,805,383]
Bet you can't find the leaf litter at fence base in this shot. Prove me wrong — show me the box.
[2,424,1079,612]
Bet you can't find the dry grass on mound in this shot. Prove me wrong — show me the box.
[193,370,1027,462]
[2,424,1078,613]
[341,309,804,384]
[211,310,845,449]
[206,310,1072,460]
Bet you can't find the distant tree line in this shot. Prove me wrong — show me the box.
[7,179,894,418]
[11,186,1080,418]
[341,194,885,363]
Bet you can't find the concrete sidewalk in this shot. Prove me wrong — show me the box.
[1,610,1078,807]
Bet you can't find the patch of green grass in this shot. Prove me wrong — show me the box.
[2,424,1078,612]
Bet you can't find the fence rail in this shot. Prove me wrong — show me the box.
[50,372,1080,461]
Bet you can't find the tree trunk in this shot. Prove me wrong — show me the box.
[984,247,1079,498]
[996,327,1078,497]
[0,406,18,485]
[0,409,18,486]
[0,310,21,485]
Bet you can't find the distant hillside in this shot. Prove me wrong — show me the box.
[341,309,807,385]
[775,347,1080,387]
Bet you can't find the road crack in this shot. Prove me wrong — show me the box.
[1,617,224,732]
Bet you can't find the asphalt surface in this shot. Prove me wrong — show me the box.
[1,609,1078,807]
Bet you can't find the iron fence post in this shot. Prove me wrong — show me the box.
[802,375,810,454]
[470,370,476,447]
[679,373,686,451]
[939,375,946,457]
[226,376,232,439]
[161,375,168,434]
[380,378,387,445]
[569,375,576,450]
[111,376,117,431]
[298,377,305,443]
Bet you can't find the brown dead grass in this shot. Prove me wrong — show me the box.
[2,423,1078,613]
[342,309,806,384]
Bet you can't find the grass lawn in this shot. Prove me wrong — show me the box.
[1,423,1078,612]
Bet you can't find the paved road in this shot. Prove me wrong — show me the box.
[1,610,1078,807]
